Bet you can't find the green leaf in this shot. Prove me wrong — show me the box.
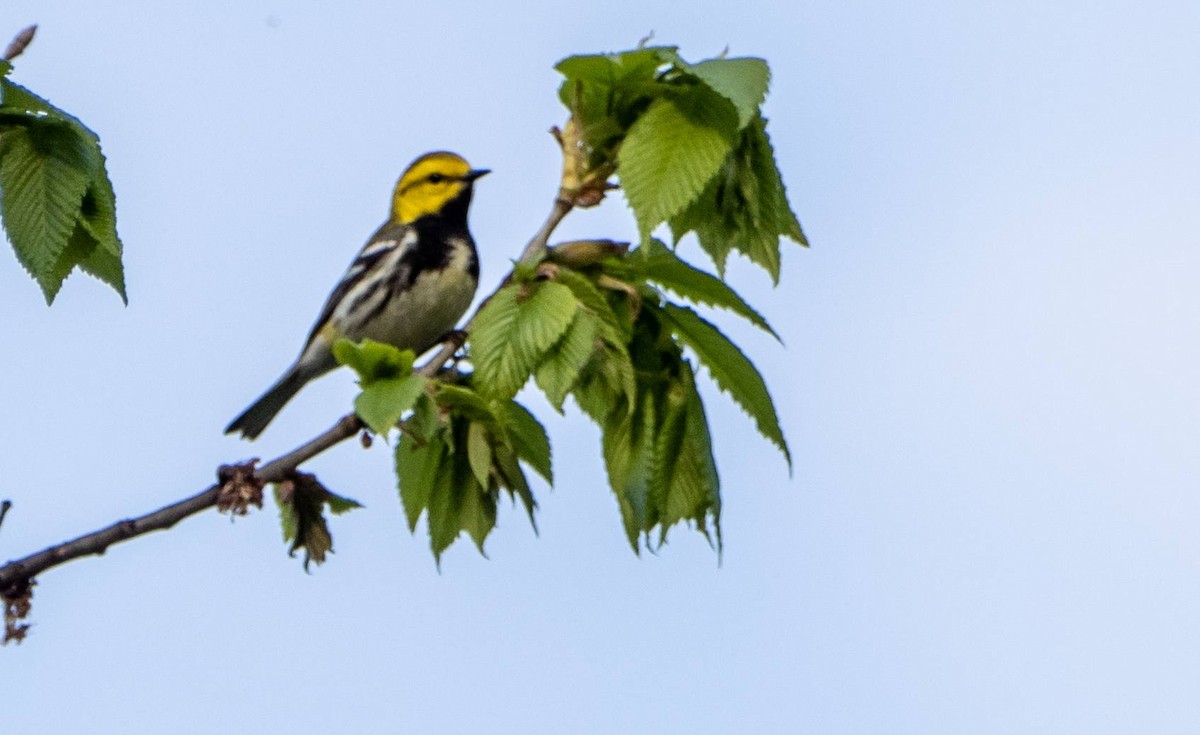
[470,286,529,398]
[637,239,778,339]
[555,46,673,89]
[0,124,92,302]
[659,304,790,468]
[76,220,126,302]
[571,330,638,426]
[592,322,723,555]
[355,373,425,436]
[458,469,497,555]
[492,440,537,531]
[668,116,805,282]
[1,81,91,131]
[326,492,363,515]
[550,267,628,340]
[571,367,617,425]
[332,338,416,382]
[32,221,95,304]
[685,57,770,130]
[647,377,689,524]
[535,311,599,411]
[274,474,362,571]
[395,429,446,532]
[276,486,299,544]
[682,373,721,542]
[427,420,499,563]
[549,269,639,418]
[433,382,497,423]
[395,405,534,563]
[494,399,552,485]
[748,116,807,247]
[402,392,440,444]
[555,47,673,156]
[618,93,736,239]
[470,281,579,400]
[76,153,126,302]
[668,182,734,276]
[514,281,580,362]
[41,216,126,305]
[425,446,466,563]
[332,339,423,434]
[602,388,659,551]
[466,421,493,488]
[0,80,127,303]
[652,362,721,549]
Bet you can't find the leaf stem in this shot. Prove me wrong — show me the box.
[519,196,574,264]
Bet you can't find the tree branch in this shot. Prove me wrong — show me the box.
[0,127,589,632]
[518,195,574,264]
[417,194,575,377]
[0,414,362,593]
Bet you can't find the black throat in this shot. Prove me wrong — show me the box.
[404,186,479,281]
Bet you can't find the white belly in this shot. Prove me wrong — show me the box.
[299,236,479,374]
[356,249,477,354]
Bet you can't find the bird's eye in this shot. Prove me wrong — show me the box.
[428,173,445,184]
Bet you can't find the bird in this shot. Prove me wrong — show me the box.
[225,151,489,439]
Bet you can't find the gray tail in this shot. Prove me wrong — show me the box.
[225,367,308,440]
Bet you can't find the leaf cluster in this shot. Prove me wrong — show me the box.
[0,60,125,303]
[556,46,807,281]
[465,239,788,555]
[318,228,790,562]
[330,337,549,565]
[395,388,547,565]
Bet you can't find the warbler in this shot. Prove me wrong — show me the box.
[226,151,489,439]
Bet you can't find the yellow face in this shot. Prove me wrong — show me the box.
[391,151,487,224]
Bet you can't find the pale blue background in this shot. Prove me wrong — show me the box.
[3,2,1198,733]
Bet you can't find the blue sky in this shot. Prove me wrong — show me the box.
[3,1,1198,732]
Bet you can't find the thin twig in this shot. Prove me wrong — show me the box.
[0,414,362,591]
[257,414,362,481]
[0,126,585,620]
[0,193,576,593]
[0,501,11,534]
[518,196,574,264]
